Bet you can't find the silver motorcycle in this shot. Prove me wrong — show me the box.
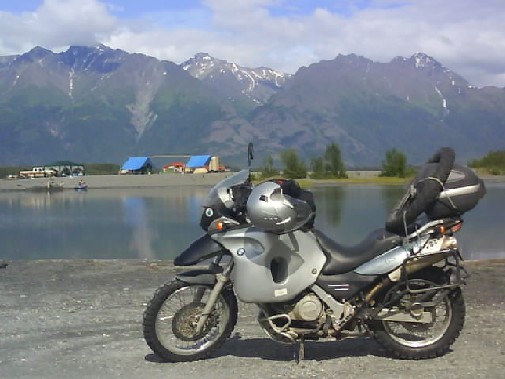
[143,147,485,361]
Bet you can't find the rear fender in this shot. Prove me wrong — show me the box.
[173,234,224,266]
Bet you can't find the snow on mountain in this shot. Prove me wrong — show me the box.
[181,53,291,104]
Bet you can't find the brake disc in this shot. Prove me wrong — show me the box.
[171,302,217,341]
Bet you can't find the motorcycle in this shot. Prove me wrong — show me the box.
[143,146,486,362]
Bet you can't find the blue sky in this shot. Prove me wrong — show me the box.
[0,0,504,87]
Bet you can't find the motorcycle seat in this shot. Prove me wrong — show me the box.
[314,229,400,275]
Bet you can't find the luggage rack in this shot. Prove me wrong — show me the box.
[400,248,468,294]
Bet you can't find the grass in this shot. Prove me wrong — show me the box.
[297,176,411,188]
[254,175,411,188]
[472,167,505,176]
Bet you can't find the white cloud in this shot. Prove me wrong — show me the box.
[0,0,117,53]
[1,0,505,87]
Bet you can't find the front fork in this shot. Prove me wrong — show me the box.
[194,258,233,334]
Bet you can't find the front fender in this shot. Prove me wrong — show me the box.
[176,268,221,285]
[173,234,224,266]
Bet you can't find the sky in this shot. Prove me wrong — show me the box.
[0,0,504,87]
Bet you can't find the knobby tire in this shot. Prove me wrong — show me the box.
[371,267,465,359]
[143,280,238,362]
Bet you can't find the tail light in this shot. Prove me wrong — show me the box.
[450,222,463,233]
[438,221,463,235]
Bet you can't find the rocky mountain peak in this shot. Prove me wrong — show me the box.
[57,44,125,73]
[410,52,441,69]
[181,53,291,105]
[16,46,52,64]
[181,52,223,79]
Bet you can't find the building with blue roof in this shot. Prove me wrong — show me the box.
[185,155,223,173]
[185,155,212,169]
[121,157,153,174]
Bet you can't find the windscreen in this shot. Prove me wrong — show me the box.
[204,169,250,208]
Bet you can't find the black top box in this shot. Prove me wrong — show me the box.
[426,163,486,220]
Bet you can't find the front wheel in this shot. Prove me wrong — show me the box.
[370,267,465,359]
[143,280,238,362]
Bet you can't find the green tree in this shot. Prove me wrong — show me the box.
[380,148,408,177]
[280,149,307,179]
[310,156,326,179]
[259,155,279,179]
[324,142,347,178]
[310,142,347,179]
[469,150,505,175]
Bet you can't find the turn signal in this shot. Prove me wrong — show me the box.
[216,221,225,232]
[439,225,446,234]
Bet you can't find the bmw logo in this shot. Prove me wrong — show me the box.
[205,208,214,217]
[237,248,245,256]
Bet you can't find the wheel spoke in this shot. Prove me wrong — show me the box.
[383,280,452,348]
[371,268,465,359]
[154,285,229,354]
[144,281,238,362]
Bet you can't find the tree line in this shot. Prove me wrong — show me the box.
[468,150,505,175]
[259,143,410,179]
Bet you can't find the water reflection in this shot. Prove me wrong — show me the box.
[312,186,392,245]
[123,197,155,260]
[0,183,503,260]
[312,186,345,225]
[0,188,208,260]
[312,183,505,260]
[458,182,505,259]
[381,185,405,215]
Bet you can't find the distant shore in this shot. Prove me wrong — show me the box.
[1,172,503,192]
[0,172,233,192]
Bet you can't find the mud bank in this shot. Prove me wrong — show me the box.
[0,172,232,192]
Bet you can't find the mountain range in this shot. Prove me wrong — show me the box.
[0,45,504,167]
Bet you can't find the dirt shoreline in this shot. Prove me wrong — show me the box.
[1,173,503,192]
[0,259,504,379]
[0,172,232,192]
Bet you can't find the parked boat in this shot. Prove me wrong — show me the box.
[74,180,88,191]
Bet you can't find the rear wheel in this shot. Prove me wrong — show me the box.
[143,280,238,362]
[371,267,465,359]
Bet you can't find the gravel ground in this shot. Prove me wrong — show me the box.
[0,259,504,379]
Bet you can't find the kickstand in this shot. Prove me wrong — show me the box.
[294,339,305,364]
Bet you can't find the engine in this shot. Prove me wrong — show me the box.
[257,292,329,343]
[290,293,324,321]
[266,292,325,322]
